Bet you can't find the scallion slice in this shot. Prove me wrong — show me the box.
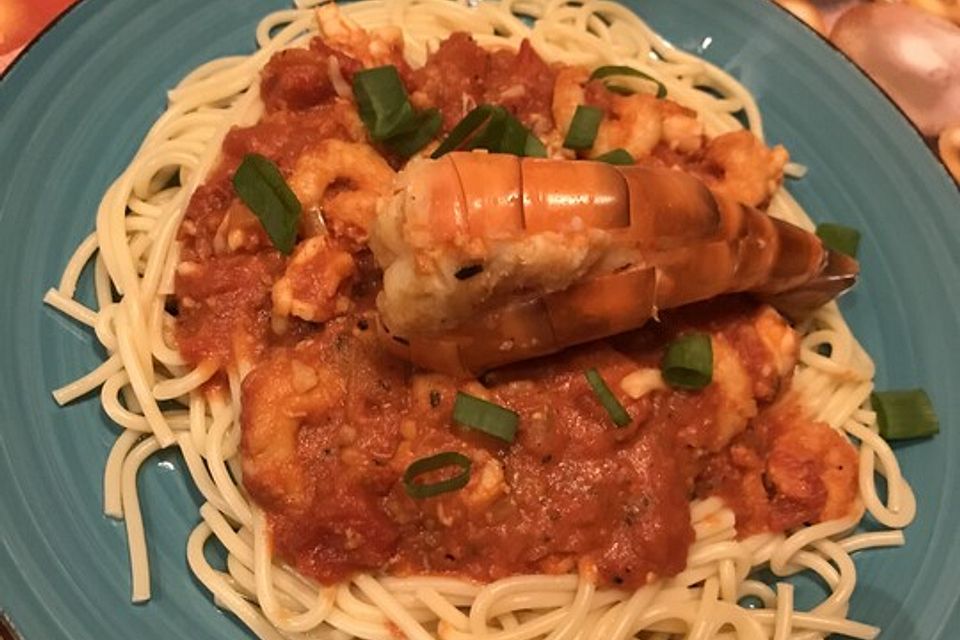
[872,389,939,441]
[452,391,518,443]
[524,132,548,157]
[662,333,713,390]
[432,104,547,159]
[563,105,604,151]
[431,105,498,158]
[594,148,635,165]
[816,223,861,258]
[353,65,417,141]
[385,108,442,158]
[605,84,634,97]
[585,369,631,427]
[464,107,509,151]
[232,154,301,255]
[402,452,472,499]
[496,113,530,156]
[589,65,667,99]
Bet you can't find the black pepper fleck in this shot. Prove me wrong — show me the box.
[454,264,484,280]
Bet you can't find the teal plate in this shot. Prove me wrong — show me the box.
[0,0,957,638]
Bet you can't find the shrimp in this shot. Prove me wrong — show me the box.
[592,94,666,159]
[551,67,704,159]
[551,67,589,141]
[242,344,348,511]
[272,235,356,324]
[708,306,801,450]
[286,139,395,245]
[698,130,790,208]
[371,152,858,375]
[702,396,859,534]
[212,199,271,255]
[315,4,405,69]
[765,410,860,527]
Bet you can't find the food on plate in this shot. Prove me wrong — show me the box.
[373,152,857,374]
[44,1,932,638]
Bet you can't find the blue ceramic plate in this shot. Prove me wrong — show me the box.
[0,0,957,638]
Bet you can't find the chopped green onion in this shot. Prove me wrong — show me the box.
[454,264,484,280]
[524,132,548,157]
[431,105,498,158]
[353,66,441,155]
[589,65,668,99]
[432,104,548,159]
[662,333,713,390]
[497,113,530,156]
[585,369,631,428]
[605,84,634,97]
[816,223,861,258]
[872,389,939,441]
[402,452,472,499]
[452,391,519,443]
[462,107,522,154]
[232,154,301,255]
[353,66,417,141]
[464,108,522,155]
[594,148,635,165]
[563,105,604,151]
[384,108,442,158]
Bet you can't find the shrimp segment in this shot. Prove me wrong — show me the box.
[372,152,858,375]
[552,67,706,161]
[287,139,395,244]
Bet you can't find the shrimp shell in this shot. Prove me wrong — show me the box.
[374,152,857,376]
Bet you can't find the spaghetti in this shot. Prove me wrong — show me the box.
[46,0,916,638]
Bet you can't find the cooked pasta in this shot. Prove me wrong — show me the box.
[46,1,916,638]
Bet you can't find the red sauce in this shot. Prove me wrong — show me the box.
[174,33,860,590]
[238,300,856,589]
[410,33,557,133]
[243,315,698,587]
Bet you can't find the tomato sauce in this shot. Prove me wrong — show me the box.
[243,314,697,587]
[174,31,859,590]
[410,33,556,132]
[238,299,856,589]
